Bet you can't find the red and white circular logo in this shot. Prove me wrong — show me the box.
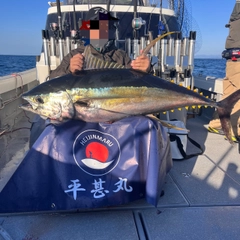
[73,129,121,176]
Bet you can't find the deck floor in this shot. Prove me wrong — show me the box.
[0,111,240,240]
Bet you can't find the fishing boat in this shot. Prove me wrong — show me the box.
[0,0,240,239]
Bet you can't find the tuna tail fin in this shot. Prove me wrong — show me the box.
[217,89,240,144]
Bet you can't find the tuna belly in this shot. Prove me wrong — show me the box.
[73,94,202,123]
[74,97,166,122]
[96,96,193,113]
[73,104,130,122]
[94,96,206,116]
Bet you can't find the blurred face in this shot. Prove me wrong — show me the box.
[89,20,109,47]
[80,19,115,48]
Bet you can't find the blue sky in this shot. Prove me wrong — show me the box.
[0,0,236,57]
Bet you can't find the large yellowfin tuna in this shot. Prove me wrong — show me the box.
[21,33,240,144]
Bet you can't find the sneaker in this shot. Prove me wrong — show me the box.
[224,136,239,143]
[204,125,225,135]
[204,125,239,143]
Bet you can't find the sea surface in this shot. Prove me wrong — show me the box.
[0,55,36,77]
[0,54,226,78]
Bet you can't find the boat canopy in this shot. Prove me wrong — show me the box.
[63,0,144,6]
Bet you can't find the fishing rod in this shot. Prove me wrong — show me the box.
[42,30,50,66]
[107,0,111,12]
[142,31,177,55]
[56,0,63,35]
[71,0,79,47]
[131,0,147,58]
[158,0,164,78]
[56,0,64,61]
[73,0,77,34]
[133,0,137,39]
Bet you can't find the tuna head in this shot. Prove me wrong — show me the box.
[21,91,75,120]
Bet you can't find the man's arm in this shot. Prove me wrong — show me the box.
[49,47,85,79]
[112,49,152,73]
[49,54,72,79]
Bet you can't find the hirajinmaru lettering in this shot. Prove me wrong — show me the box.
[79,134,114,147]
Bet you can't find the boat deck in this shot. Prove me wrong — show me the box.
[0,110,240,240]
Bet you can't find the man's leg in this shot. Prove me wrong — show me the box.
[208,61,240,138]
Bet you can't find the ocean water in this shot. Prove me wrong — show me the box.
[193,58,226,79]
[0,55,36,77]
[0,54,226,78]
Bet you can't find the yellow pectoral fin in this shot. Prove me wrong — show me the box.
[147,115,190,132]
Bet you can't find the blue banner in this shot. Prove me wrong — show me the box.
[0,116,172,213]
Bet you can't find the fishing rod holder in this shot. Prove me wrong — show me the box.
[122,31,196,88]
[39,29,196,87]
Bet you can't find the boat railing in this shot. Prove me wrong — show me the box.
[0,69,38,130]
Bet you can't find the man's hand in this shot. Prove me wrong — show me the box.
[131,52,151,72]
[70,53,85,73]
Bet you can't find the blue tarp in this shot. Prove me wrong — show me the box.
[0,116,172,213]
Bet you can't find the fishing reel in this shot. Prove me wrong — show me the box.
[50,22,61,39]
[50,22,59,32]
[132,17,146,30]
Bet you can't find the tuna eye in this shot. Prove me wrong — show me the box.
[35,96,44,104]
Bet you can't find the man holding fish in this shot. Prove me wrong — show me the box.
[49,7,152,79]
[25,7,240,147]
[29,6,152,147]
